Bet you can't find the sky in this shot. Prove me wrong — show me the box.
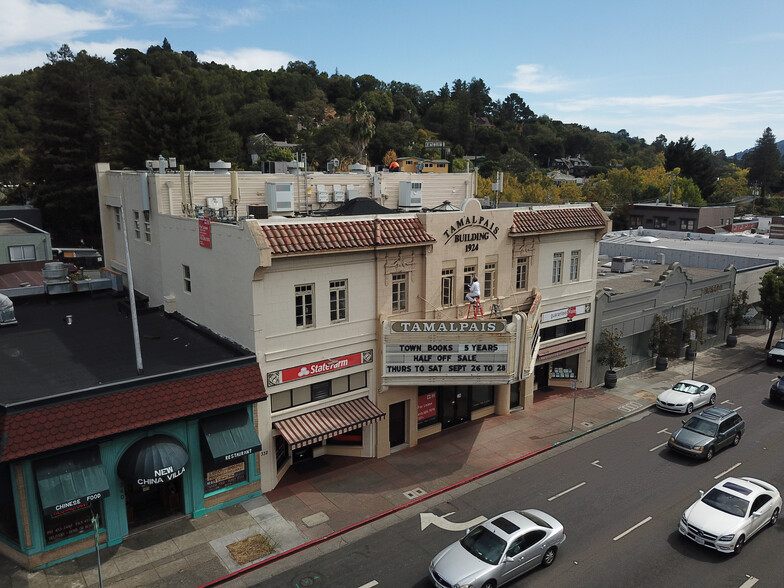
[2,0,783,156]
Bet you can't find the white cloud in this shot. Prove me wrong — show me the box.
[503,64,573,93]
[0,0,113,50]
[199,47,296,71]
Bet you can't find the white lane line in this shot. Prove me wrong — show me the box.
[739,576,759,588]
[591,460,603,468]
[657,428,670,435]
[613,517,652,541]
[715,463,742,479]
[548,482,586,502]
[359,581,379,588]
[721,399,735,405]
[649,442,668,452]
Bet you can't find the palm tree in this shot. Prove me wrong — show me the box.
[347,101,376,164]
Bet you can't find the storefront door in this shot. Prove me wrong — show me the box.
[124,478,183,529]
[441,386,469,429]
[389,401,407,447]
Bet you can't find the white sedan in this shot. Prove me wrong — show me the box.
[656,379,716,414]
[679,477,781,554]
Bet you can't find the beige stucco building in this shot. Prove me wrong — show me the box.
[95,163,609,492]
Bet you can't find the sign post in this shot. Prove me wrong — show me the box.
[690,330,696,379]
[570,379,577,432]
[92,513,103,587]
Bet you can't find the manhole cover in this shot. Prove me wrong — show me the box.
[292,572,323,587]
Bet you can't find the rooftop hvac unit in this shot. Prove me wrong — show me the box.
[346,184,360,200]
[399,181,423,208]
[333,184,345,202]
[247,204,268,219]
[316,184,330,203]
[265,182,294,212]
[611,256,634,273]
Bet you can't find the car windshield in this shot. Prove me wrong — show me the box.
[683,417,718,437]
[672,382,699,395]
[775,341,784,350]
[702,488,749,517]
[460,526,507,565]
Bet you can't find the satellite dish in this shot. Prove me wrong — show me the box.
[332,158,339,167]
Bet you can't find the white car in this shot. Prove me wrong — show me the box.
[767,339,784,365]
[679,477,781,554]
[656,379,716,414]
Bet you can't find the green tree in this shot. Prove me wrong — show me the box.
[664,137,716,200]
[347,100,376,164]
[759,266,784,349]
[596,328,628,372]
[748,127,782,202]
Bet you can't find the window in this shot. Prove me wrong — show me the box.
[183,265,192,293]
[133,210,141,239]
[484,263,497,298]
[464,265,476,293]
[569,250,580,281]
[295,284,314,328]
[552,252,563,284]
[629,215,643,228]
[8,244,36,262]
[144,217,151,242]
[114,207,121,230]
[540,319,586,342]
[515,257,528,290]
[442,268,454,306]
[271,371,369,412]
[392,273,407,312]
[329,280,347,322]
[680,218,695,230]
[653,216,668,229]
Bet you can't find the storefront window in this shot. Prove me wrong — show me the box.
[549,356,579,380]
[417,388,439,429]
[204,458,248,494]
[471,385,494,410]
[275,435,289,471]
[540,319,586,342]
[43,503,99,546]
[707,311,718,335]
[272,370,370,412]
[0,463,19,544]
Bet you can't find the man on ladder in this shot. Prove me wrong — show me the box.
[465,276,483,318]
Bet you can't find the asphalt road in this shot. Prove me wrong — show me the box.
[234,363,784,588]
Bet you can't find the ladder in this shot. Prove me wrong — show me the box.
[466,299,484,319]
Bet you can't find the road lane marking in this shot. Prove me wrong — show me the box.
[591,460,602,468]
[618,400,642,413]
[358,582,379,588]
[613,517,652,541]
[715,463,742,479]
[548,482,586,501]
[420,512,487,532]
[649,442,668,452]
[721,399,735,406]
[657,428,671,435]
[739,577,758,587]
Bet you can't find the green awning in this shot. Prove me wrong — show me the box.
[201,409,262,463]
[34,448,110,517]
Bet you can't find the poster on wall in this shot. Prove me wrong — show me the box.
[199,217,212,248]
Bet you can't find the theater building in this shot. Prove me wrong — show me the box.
[94,162,609,491]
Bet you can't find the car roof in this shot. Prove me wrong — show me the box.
[486,511,540,539]
[693,406,735,421]
[713,477,768,498]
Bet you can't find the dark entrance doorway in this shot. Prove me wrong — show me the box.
[389,401,406,447]
[124,477,183,529]
[441,386,469,429]
[534,364,550,390]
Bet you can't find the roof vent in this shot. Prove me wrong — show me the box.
[0,293,18,326]
[603,287,613,291]
[644,278,653,283]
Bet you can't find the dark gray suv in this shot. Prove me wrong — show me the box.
[667,407,745,461]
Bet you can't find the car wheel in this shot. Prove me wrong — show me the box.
[770,508,779,527]
[705,447,714,461]
[733,535,745,555]
[686,403,694,414]
[480,581,496,588]
[709,394,716,405]
[542,546,557,567]
[733,433,741,446]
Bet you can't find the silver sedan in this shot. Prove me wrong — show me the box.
[429,509,565,588]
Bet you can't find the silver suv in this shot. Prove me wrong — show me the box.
[668,407,745,461]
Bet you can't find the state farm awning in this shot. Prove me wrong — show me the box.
[275,397,386,450]
[537,338,589,362]
[35,448,110,517]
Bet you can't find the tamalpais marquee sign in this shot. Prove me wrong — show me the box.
[383,320,514,383]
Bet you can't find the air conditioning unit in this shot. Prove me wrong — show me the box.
[265,182,294,212]
[333,184,345,202]
[346,184,360,200]
[316,184,330,203]
[399,181,423,208]
[247,204,268,219]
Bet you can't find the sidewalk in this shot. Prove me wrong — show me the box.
[2,329,769,588]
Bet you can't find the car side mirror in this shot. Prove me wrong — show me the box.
[699,490,705,498]
[751,511,761,518]
[503,555,514,563]
[682,420,686,425]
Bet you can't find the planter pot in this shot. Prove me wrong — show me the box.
[655,355,668,371]
[604,370,618,389]
[685,347,697,361]
[726,333,738,348]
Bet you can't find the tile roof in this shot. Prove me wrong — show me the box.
[511,206,607,235]
[260,218,435,254]
[0,363,266,462]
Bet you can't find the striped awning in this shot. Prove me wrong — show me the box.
[275,397,386,450]
[537,338,589,362]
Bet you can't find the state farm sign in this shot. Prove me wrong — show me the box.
[280,352,364,384]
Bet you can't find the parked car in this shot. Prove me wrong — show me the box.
[667,407,744,461]
[657,379,717,414]
[770,376,784,403]
[767,339,784,366]
[679,476,781,554]
[429,509,565,588]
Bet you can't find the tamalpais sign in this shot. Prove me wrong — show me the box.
[390,320,506,333]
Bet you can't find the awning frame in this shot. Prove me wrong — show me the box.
[200,409,262,463]
[34,448,110,517]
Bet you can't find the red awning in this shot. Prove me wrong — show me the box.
[275,397,386,450]
[537,338,589,362]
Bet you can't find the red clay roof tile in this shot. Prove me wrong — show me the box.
[511,206,606,235]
